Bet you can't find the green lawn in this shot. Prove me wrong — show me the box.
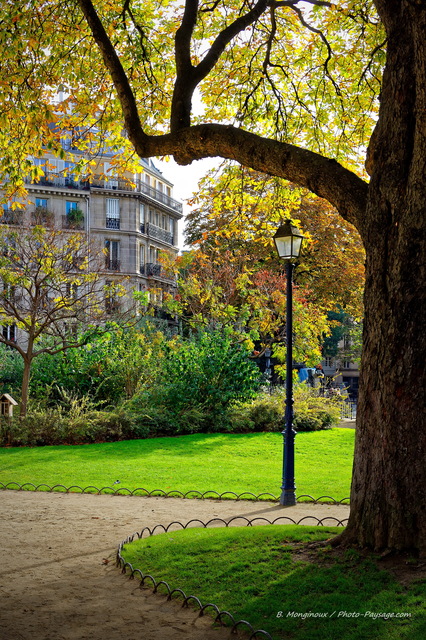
[121,525,426,640]
[0,429,354,500]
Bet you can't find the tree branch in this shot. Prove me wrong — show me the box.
[76,0,148,144]
[132,124,368,228]
[195,0,270,82]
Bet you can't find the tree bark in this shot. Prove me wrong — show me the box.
[338,1,426,555]
[20,356,32,419]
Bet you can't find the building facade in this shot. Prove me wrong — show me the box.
[321,354,359,400]
[3,153,182,285]
[1,152,182,344]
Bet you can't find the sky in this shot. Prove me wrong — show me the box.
[155,155,222,250]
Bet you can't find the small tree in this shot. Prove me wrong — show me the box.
[0,224,129,416]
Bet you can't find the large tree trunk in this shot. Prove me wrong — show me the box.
[340,3,426,554]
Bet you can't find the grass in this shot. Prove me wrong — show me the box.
[0,429,354,500]
[121,525,426,640]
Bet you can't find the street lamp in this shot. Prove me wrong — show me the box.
[273,221,305,506]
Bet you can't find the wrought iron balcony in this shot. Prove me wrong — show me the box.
[25,172,90,190]
[105,258,121,271]
[62,215,85,230]
[145,262,162,277]
[138,182,182,214]
[31,209,55,227]
[144,222,174,245]
[0,209,23,225]
[25,172,182,214]
[106,217,120,230]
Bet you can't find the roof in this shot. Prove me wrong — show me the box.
[0,393,18,405]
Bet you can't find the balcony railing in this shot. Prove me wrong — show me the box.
[62,215,85,230]
[143,222,174,245]
[105,258,121,271]
[106,217,120,230]
[138,182,182,214]
[25,172,182,213]
[145,262,162,277]
[31,210,55,227]
[25,172,90,190]
[0,209,23,225]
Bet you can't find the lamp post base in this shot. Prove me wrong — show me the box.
[279,489,296,507]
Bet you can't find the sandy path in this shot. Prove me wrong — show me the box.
[0,491,349,640]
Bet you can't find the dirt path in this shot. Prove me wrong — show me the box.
[0,491,349,640]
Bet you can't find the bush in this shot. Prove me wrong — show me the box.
[0,394,138,446]
[127,330,261,435]
[28,322,167,406]
[292,385,341,431]
[228,385,341,433]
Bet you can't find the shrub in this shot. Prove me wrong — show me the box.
[29,322,166,406]
[127,329,261,435]
[228,385,341,433]
[0,395,138,446]
[293,385,341,431]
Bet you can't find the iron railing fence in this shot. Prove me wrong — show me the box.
[25,173,183,213]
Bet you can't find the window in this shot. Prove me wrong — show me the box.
[104,162,118,188]
[105,240,120,271]
[324,357,333,368]
[65,282,78,299]
[36,198,48,211]
[139,245,145,273]
[49,158,65,185]
[33,199,53,225]
[66,201,78,214]
[2,324,16,343]
[61,134,72,151]
[106,198,120,229]
[65,161,76,185]
[149,208,159,226]
[1,235,16,257]
[2,283,16,303]
[145,174,150,186]
[105,280,120,314]
[149,288,163,305]
[149,245,158,263]
[343,359,351,369]
[33,158,46,170]
[64,201,84,229]
[139,203,145,225]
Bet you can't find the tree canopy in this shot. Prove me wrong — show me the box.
[1,0,380,214]
[162,163,364,363]
[184,163,365,318]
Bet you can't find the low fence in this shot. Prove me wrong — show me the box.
[340,401,357,420]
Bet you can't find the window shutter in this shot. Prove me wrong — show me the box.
[106,198,120,218]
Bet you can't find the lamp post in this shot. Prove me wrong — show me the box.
[273,221,305,506]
